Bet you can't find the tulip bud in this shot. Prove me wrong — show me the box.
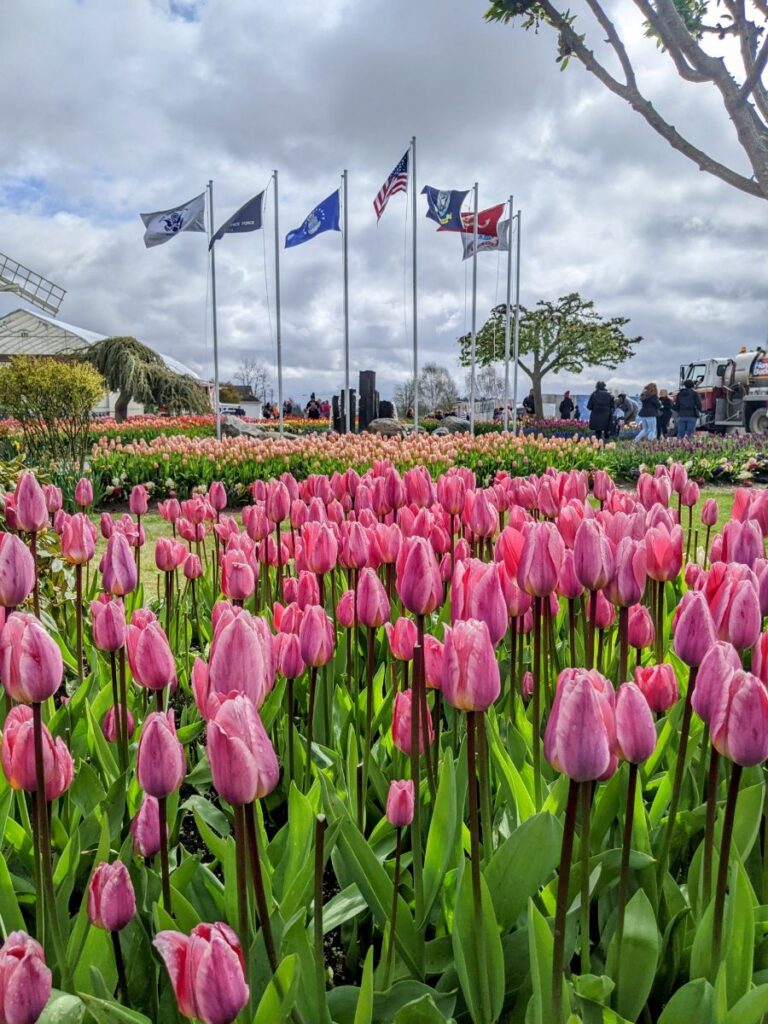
[126,616,176,691]
[701,498,718,528]
[75,477,94,508]
[131,795,161,857]
[102,705,134,743]
[0,533,35,608]
[673,590,717,666]
[102,533,138,597]
[208,481,227,512]
[336,589,355,629]
[275,632,305,680]
[0,613,63,703]
[442,619,500,712]
[184,553,203,580]
[356,567,390,628]
[88,861,136,932]
[129,484,149,516]
[521,670,534,701]
[614,682,657,763]
[266,482,290,524]
[299,605,335,668]
[386,779,415,827]
[573,520,615,592]
[544,669,616,781]
[396,537,443,616]
[0,931,52,1024]
[137,711,186,798]
[14,472,48,534]
[517,522,564,597]
[627,604,655,650]
[634,663,679,713]
[385,617,417,662]
[711,669,768,766]
[391,689,434,755]
[208,695,279,805]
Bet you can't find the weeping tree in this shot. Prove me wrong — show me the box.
[82,337,211,422]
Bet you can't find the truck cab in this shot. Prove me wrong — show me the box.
[679,352,768,434]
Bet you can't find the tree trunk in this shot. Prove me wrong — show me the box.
[532,354,545,418]
[115,390,130,423]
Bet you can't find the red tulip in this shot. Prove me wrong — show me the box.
[634,663,679,713]
[386,779,415,827]
[711,669,768,766]
[0,533,35,607]
[14,472,48,534]
[544,669,616,781]
[614,682,657,763]
[0,931,52,1024]
[131,795,161,857]
[137,711,186,798]
[392,689,434,755]
[88,861,136,932]
[0,613,62,703]
[126,614,176,691]
[208,695,279,805]
[154,922,249,1024]
[101,533,138,596]
[442,619,500,712]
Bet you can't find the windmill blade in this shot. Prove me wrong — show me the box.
[0,252,66,316]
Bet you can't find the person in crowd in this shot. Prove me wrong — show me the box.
[657,388,673,438]
[559,391,574,419]
[283,399,293,417]
[587,381,614,441]
[674,379,701,438]
[262,401,273,420]
[635,383,661,441]
[320,399,331,418]
[522,389,536,416]
[306,394,321,420]
[616,393,640,423]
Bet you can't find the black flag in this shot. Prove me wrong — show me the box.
[209,191,264,248]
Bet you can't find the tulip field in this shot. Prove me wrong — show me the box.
[4,462,768,1023]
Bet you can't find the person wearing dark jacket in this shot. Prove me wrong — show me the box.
[587,382,614,441]
[522,390,536,416]
[559,391,575,419]
[635,383,661,441]
[674,380,701,438]
[657,389,673,438]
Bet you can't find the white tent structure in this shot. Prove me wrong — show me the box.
[0,308,204,416]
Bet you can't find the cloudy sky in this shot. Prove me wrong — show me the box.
[0,0,765,407]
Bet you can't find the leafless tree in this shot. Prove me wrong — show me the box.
[235,357,271,401]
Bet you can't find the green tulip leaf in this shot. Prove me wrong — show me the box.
[606,888,658,1021]
[78,992,153,1024]
[657,979,715,1024]
[485,811,562,931]
[421,754,460,927]
[452,867,504,1024]
[252,953,300,1024]
[38,991,86,1024]
[393,994,453,1023]
[353,947,374,1024]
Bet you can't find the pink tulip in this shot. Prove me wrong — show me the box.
[296,571,320,610]
[495,526,526,578]
[154,922,249,1024]
[634,663,679,713]
[386,779,415,827]
[544,669,616,781]
[680,481,700,508]
[207,609,275,708]
[437,474,466,516]
[158,498,182,524]
[155,537,188,573]
[274,632,305,680]
[557,550,584,600]
[392,689,434,755]
[88,861,136,932]
[101,533,138,596]
[75,477,94,508]
[694,641,742,724]
[396,536,443,616]
[220,551,256,602]
[645,525,683,582]
[404,467,433,508]
[43,484,63,514]
[705,564,762,650]
[720,519,763,567]
[385,617,418,662]
[102,705,134,743]
[628,604,655,649]
[573,520,615,592]
[0,533,35,607]
[701,499,718,527]
[126,615,176,691]
[465,488,498,538]
[0,931,52,1024]
[1,705,72,799]
[606,538,646,608]
[450,558,507,647]
[673,591,717,666]
[711,669,768,766]
[266,482,290,524]
[137,711,186,798]
[0,613,62,703]
[753,632,768,686]
[131,795,161,857]
[208,481,227,512]
[592,470,613,502]
[184,553,203,580]
[356,568,390,628]
[128,484,149,516]
[614,682,657,763]
[61,512,97,565]
[90,597,127,652]
[302,523,338,575]
[423,634,444,689]
[585,590,615,629]
[336,590,355,629]
[14,473,48,534]
[208,695,279,805]
[299,605,335,668]
[517,522,564,597]
[442,619,500,712]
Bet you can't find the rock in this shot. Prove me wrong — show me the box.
[432,427,450,436]
[367,417,406,437]
[220,415,299,441]
[440,415,471,434]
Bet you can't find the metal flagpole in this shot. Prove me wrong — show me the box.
[273,171,284,435]
[503,195,513,432]
[342,169,351,433]
[469,182,479,435]
[411,136,419,432]
[208,179,221,440]
[511,209,522,433]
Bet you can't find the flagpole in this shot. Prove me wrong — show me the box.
[503,195,514,433]
[511,210,522,434]
[208,179,221,440]
[273,170,284,436]
[411,136,419,433]
[342,169,351,433]
[469,182,479,435]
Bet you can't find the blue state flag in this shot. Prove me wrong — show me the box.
[421,186,469,231]
[285,190,341,248]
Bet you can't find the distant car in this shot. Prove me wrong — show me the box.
[218,405,245,417]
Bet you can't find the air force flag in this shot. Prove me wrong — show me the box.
[210,191,264,249]
[421,186,469,231]
[285,190,341,248]
[140,192,206,248]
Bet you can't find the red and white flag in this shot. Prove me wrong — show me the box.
[439,202,505,237]
[373,151,408,220]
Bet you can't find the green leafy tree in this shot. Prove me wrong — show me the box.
[219,383,241,403]
[485,0,768,200]
[0,356,105,470]
[458,293,640,416]
[81,337,211,422]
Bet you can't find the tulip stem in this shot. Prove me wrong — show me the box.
[233,805,249,951]
[655,582,665,665]
[656,666,697,888]
[75,564,83,683]
[477,714,494,864]
[614,762,638,1007]
[416,620,436,802]
[118,649,129,772]
[553,778,580,1024]
[383,827,402,988]
[111,930,128,1003]
[532,596,542,810]
[286,678,295,786]
[579,782,592,974]
[586,590,597,668]
[29,793,44,949]
[509,621,518,718]
[313,815,327,1011]
[704,525,712,569]
[712,763,742,967]
[157,796,172,913]
[618,607,629,684]
[305,668,318,789]
[164,571,172,637]
[703,745,720,907]
[567,599,577,667]
[109,652,125,772]
[245,803,278,972]
[32,703,71,989]
[409,668,424,937]
[30,531,40,618]
[466,711,491,1023]
[362,626,375,821]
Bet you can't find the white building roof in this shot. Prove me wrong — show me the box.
[0,308,201,380]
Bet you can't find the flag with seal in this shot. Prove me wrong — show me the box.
[421,186,468,231]
[140,192,206,248]
[285,190,340,248]
[461,219,511,260]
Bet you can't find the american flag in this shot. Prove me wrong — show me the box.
[373,151,409,220]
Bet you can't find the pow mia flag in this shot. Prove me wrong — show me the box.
[209,191,265,249]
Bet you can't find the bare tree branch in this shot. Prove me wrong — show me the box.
[583,0,638,85]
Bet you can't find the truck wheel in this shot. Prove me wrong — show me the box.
[748,407,768,434]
